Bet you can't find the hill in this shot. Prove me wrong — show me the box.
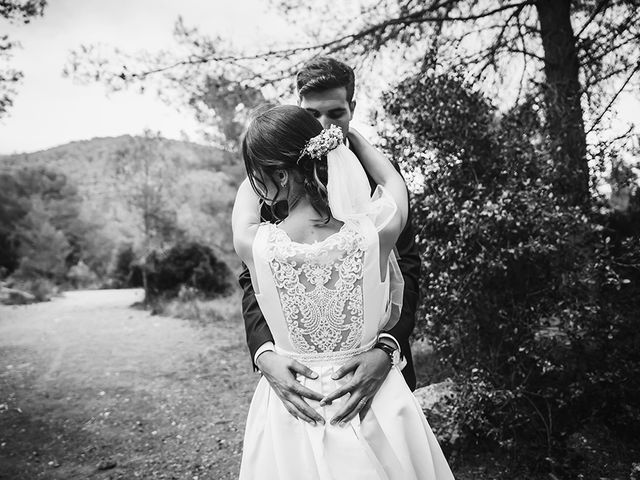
[0,135,245,270]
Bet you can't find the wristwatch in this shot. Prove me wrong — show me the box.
[373,342,400,366]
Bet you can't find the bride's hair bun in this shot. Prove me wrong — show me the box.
[242,104,332,222]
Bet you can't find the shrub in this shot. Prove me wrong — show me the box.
[110,243,143,288]
[67,260,100,289]
[144,242,232,301]
[380,68,640,461]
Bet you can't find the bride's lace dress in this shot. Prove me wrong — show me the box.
[239,200,454,480]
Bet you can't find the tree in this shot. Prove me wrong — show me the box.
[381,66,640,469]
[0,165,112,285]
[0,173,29,272]
[67,0,640,206]
[190,75,265,152]
[65,17,265,153]
[1,0,46,117]
[113,132,181,247]
[14,198,70,283]
[112,131,184,300]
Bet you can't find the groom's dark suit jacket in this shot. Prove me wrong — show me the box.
[238,154,420,391]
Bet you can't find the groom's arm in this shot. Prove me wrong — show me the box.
[239,264,274,368]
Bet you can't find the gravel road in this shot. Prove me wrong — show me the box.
[0,289,254,480]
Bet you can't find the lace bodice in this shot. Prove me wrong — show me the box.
[249,183,405,363]
[265,221,366,354]
[251,215,394,362]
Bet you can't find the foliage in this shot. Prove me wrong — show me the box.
[144,242,232,301]
[0,172,29,272]
[1,135,242,255]
[189,75,266,150]
[67,260,100,289]
[112,131,185,250]
[0,134,243,295]
[66,1,640,206]
[1,0,47,117]
[381,68,640,467]
[0,166,113,293]
[13,200,71,283]
[109,243,140,288]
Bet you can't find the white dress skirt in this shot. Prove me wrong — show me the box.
[239,206,455,480]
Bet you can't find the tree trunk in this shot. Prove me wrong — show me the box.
[535,0,589,205]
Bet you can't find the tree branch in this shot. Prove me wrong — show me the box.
[583,61,638,89]
[505,48,544,61]
[116,1,535,81]
[471,4,533,82]
[580,28,640,65]
[587,61,640,134]
[575,0,611,39]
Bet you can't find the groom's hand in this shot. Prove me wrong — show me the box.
[256,351,325,425]
[320,349,391,425]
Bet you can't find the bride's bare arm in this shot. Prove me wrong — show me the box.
[347,128,409,235]
[232,178,262,264]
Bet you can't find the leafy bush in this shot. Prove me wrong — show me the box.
[380,68,640,461]
[67,260,100,289]
[109,243,143,288]
[144,242,232,301]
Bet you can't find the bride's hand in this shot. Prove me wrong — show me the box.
[256,351,325,425]
[319,349,392,425]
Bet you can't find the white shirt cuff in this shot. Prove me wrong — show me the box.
[377,333,407,370]
[253,341,275,366]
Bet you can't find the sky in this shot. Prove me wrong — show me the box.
[0,0,294,154]
[1,1,638,156]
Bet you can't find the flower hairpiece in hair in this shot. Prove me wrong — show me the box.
[298,124,343,163]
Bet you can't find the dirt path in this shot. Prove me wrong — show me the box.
[0,289,254,480]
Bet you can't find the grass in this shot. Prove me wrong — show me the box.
[156,290,243,325]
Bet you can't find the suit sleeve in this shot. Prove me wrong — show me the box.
[385,201,420,344]
[239,262,274,369]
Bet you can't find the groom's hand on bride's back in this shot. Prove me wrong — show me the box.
[320,349,391,426]
[256,351,326,425]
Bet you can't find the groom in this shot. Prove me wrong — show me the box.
[238,57,421,426]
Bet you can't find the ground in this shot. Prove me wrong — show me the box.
[0,289,253,479]
[0,289,512,480]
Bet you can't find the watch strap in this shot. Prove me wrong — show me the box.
[373,342,399,366]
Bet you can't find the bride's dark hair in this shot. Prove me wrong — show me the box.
[242,104,332,222]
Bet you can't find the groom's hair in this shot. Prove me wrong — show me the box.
[296,57,355,103]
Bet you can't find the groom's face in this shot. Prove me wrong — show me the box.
[299,87,355,139]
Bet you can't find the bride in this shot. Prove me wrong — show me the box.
[232,104,454,480]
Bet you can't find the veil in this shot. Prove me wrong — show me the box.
[325,143,405,332]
